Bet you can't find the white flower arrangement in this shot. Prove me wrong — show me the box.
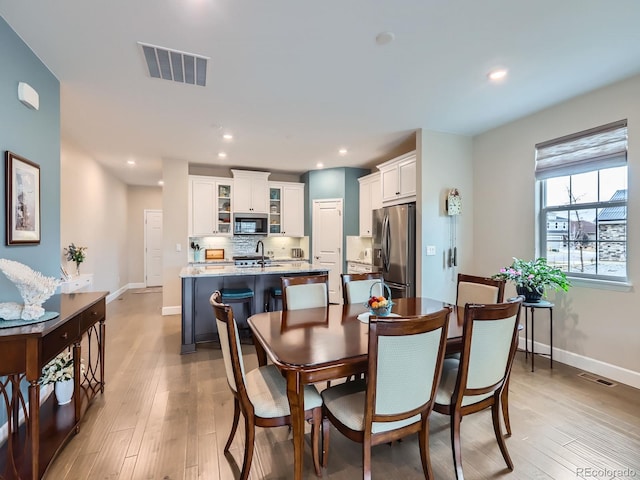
[39,351,84,385]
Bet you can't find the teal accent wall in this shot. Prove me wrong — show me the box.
[0,16,61,301]
[0,16,61,428]
[302,167,370,270]
[344,168,369,236]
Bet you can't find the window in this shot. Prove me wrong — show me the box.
[536,120,628,282]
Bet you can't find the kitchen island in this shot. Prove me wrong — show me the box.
[179,262,328,353]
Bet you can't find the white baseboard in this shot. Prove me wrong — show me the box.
[128,282,146,289]
[518,337,640,389]
[106,284,128,303]
[162,306,181,316]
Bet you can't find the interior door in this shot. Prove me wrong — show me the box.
[145,210,163,287]
[312,199,343,304]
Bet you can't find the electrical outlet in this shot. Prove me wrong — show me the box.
[176,243,182,252]
[426,245,436,256]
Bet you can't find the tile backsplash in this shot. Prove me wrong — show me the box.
[346,236,373,263]
[189,235,309,262]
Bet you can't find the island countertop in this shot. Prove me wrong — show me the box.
[179,262,327,278]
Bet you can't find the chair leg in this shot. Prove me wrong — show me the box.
[240,415,256,480]
[450,411,464,480]
[502,377,512,437]
[311,408,322,476]
[418,417,434,479]
[322,416,330,468]
[491,399,514,470]
[362,436,372,480]
[225,397,241,452]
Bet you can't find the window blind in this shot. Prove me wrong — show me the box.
[535,120,627,180]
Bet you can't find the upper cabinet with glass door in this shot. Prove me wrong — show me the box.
[268,182,305,237]
[189,176,233,236]
[269,186,282,234]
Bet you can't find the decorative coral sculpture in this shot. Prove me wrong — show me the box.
[0,259,59,320]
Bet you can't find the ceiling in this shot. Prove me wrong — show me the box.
[2,1,640,186]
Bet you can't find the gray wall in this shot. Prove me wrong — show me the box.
[0,16,60,302]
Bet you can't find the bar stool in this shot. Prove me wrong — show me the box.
[269,287,282,311]
[220,287,254,341]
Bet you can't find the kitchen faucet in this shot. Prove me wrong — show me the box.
[256,240,265,267]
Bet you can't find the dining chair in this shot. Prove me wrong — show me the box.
[281,274,329,310]
[433,298,523,480]
[321,308,451,480]
[210,291,323,479]
[455,273,517,435]
[456,273,505,307]
[340,272,384,304]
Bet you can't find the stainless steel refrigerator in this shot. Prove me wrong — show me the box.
[372,203,416,298]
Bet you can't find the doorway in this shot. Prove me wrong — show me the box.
[144,210,163,287]
[312,199,343,303]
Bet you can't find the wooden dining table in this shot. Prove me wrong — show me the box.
[248,297,462,480]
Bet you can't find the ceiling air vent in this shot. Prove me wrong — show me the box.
[138,42,208,87]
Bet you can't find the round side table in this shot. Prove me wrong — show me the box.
[522,299,554,372]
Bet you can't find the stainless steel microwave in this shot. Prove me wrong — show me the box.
[233,213,268,235]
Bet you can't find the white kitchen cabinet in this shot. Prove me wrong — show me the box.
[189,176,233,236]
[59,273,94,293]
[268,182,305,237]
[377,151,416,205]
[357,172,381,237]
[231,170,270,214]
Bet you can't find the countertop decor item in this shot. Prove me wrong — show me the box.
[492,257,570,303]
[366,281,394,316]
[64,243,87,276]
[0,258,59,320]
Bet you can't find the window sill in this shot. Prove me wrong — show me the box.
[568,276,632,292]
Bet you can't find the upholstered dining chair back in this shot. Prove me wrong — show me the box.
[456,273,505,307]
[210,291,246,394]
[369,311,450,427]
[281,274,329,310]
[340,272,384,304]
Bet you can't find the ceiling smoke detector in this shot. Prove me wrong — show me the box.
[139,42,209,87]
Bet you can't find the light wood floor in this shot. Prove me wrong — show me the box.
[46,291,640,479]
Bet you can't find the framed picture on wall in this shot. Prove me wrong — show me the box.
[5,151,41,245]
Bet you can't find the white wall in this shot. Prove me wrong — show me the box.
[473,74,640,387]
[162,158,188,313]
[416,129,474,303]
[127,186,162,285]
[61,140,128,295]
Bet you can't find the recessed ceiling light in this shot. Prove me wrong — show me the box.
[488,69,508,81]
[218,152,227,159]
[375,31,395,46]
[316,162,324,169]
[223,133,233,141]
[127,160,136,166]
[338,148,348,156]
[158,180,164,186]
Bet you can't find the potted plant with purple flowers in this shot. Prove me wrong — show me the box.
[493,257,570,303]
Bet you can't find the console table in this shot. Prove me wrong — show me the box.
[0,292,107,479]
